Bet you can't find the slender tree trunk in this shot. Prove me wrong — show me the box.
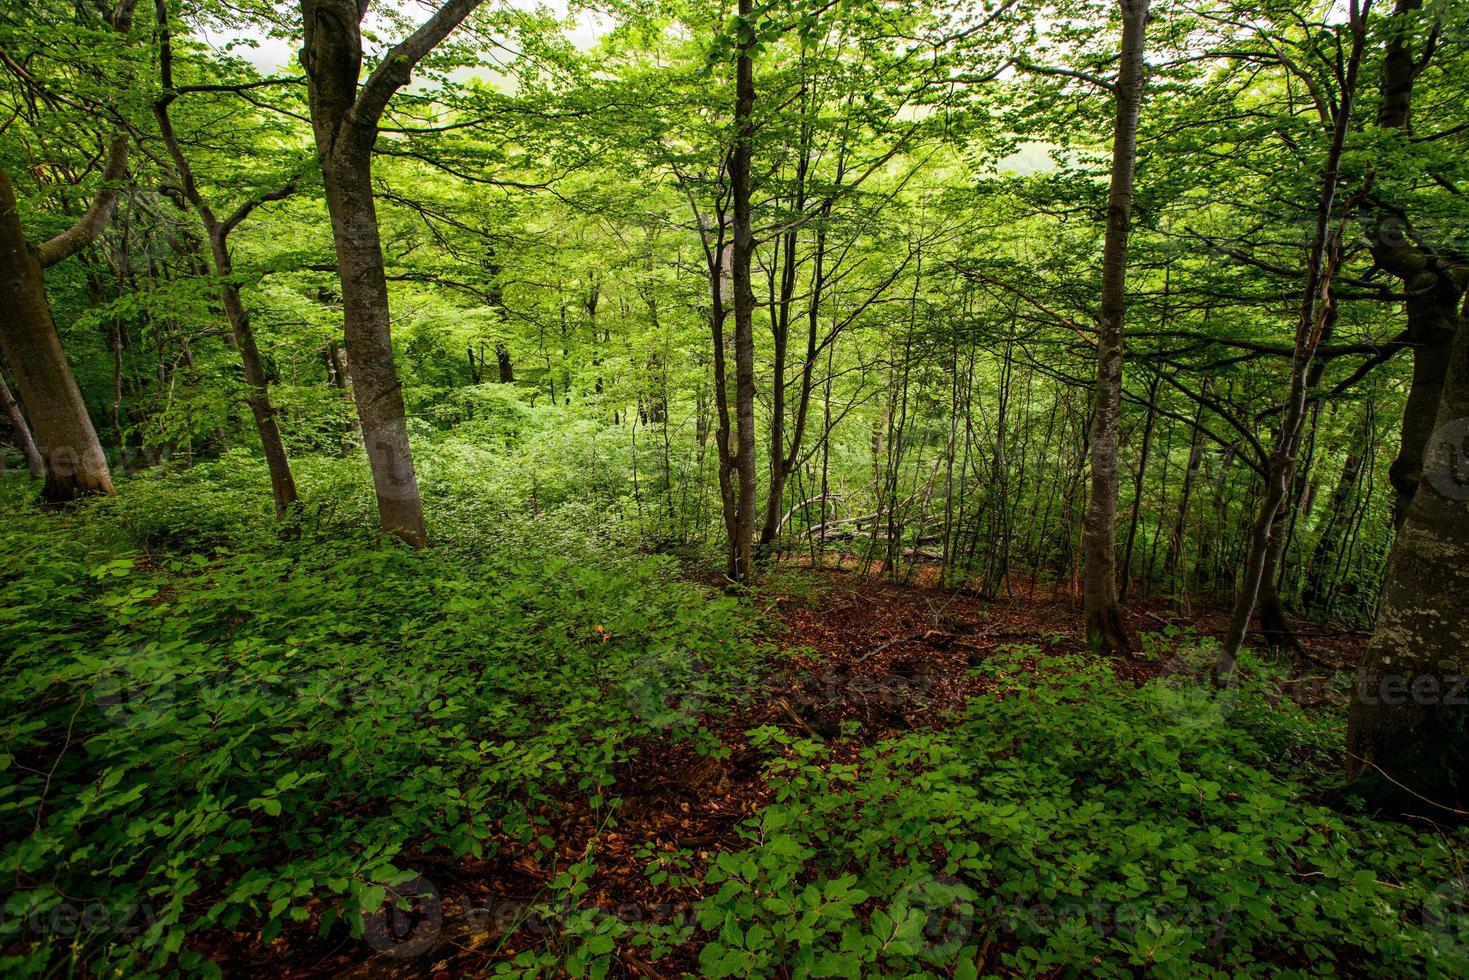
[1120,367,1159,600]
[219,254,299,517]
[154,3,298,518]
[0,369,44,478]
[1166,384,1207,592]
[703,213,740,577]
[1081,0,1149,652]
[760,200,828,549]
[725,0,759,581]
[1217,3,1370,679]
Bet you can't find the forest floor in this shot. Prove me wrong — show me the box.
[263,561,1371,979]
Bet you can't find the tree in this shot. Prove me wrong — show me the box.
[1081,0,1149,652]
[1215,0,1374,677]
[725,0,759,581]
[0,141,125,502]
[1345,296,1469,811]
[153,0,299,518]
[299,0,485,546]
[0,0,138,502]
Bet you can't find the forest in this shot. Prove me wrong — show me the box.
[1,0,1467,974]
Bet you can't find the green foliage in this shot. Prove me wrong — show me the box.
[692,646,1468,978]
[0,478,767,976]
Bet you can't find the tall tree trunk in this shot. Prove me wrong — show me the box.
[724,0,759,581]
[153,7,299,518]
[1216,3,1370,679]
[299,0,481,545]
[708,222,740,578]
[1365,0,1466,527]
[760,200,828,549]
[218,261,298,517]
[1081,0,1149,652]
[320,156,426,543]
[0,167,117,502]
[1345,310,1469,811]
[1166,384,1207,592]
[0,369,44,478]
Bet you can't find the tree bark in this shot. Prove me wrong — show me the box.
[723,0,759,581]
[1081,0,1149,652]
[154,2,298,518]
[0,167,117,502]
[1345,310,1469,811]
[299,0,482,545]
[0,368,44,478]
[320,153,426,544]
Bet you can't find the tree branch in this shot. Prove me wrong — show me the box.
[35,136,129,268]
[353,0,484,129]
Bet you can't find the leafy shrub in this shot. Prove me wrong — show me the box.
[691,648,1469,978]
[0,480,767,977]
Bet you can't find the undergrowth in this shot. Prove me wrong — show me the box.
[1,461,1465,978]
[0,468,765,977]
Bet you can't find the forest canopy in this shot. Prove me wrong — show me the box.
[1,0,1468,975]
